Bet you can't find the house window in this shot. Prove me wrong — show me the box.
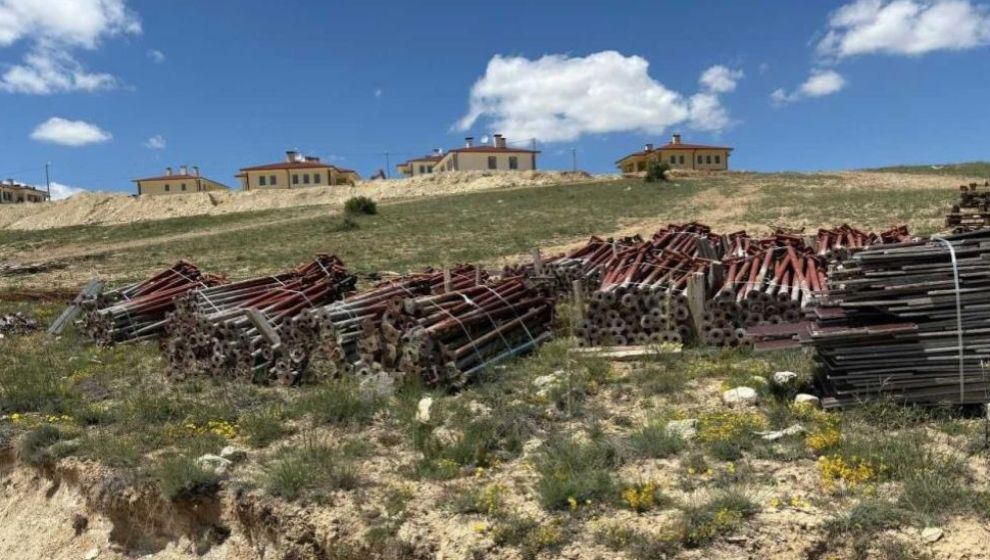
[292,174,299,185]
[419,165,425,174]
[313,173,320,183]
[181,183,187,191]
[427,166,433,173]
[679,155,685,164]
[259,175,267,186]
[488,156,497,170]
[303,174,310,184]
[715,155,721,164]
[697,156,703,164]
[165,184,170,192]
[270,175,278,185]
[670,155,677,164]
[706,155,712,164]
[509,156,518,170]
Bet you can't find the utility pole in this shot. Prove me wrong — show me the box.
[383,151,390,179]
[530,138,537,152]
[571,148,577,172]
[44,162,51,200]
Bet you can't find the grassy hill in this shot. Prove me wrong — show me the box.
[0,169,986,560]
[863,161,990,178]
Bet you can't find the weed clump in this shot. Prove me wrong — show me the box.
[344,196,378,215]
[536,436,619,511]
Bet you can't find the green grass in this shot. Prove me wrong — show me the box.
[863,161,990,178]
[536,436,620,511]
[16,178,710,282]
[741,183,950,235]
[263,438,359,501]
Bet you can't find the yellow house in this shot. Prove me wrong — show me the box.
[396,153,443,177]
[0,179,49,203]
[433,135,538,172]
[616,134,732,174]
[237,151,360,191]
[134,166,231,196]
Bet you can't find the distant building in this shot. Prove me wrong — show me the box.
[433,135,539,172]
[616,134,732,174]
[397,152,444,177]
[0,179,49,203]
[237,151,360,191]
[134,166,231,196]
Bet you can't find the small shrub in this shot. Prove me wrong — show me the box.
[536,437,619,511]
[447,483,505,516]
[263,439,359,501]
[295,379,380,426]
[594,523,679,559]
[492,515,567,558]
[80,431,144,468]
[239,405,289,448]
[628,422,685,459]
[155,455,221,500]
[17,424,67,466]
[825,499,919,537]
[644,161,670,182]
[620,480,670,513]
[344,196,377,215]
[676,490,758,548]
[896,466,972,520]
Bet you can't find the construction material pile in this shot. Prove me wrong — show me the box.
[809,228,990,407]
[572,223,913,349]
[0,312,40,336]
[369,275,553,387]
[278,265,485,384]
[946,182,990,231]
[162,255,356,382]
[80,262,225,345]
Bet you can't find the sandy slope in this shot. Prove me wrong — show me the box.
[0,171,600,231]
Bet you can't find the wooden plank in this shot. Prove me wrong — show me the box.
[570,344,681,361]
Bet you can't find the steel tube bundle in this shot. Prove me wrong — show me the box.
[808,228,990,407]
[354,275,554,387]
[162,255,356,383]
[80,261,225,345]
[277,265,486,384]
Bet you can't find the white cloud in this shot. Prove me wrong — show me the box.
[455,51,741,142]
[47,181,86,200]
[373,87,382,98]
[147,49,164,63]
[818,0,990,58]
[771,70,847,105]
[0,0,140,94]
[0,44,117,93]
[30,117,112,146]
[699,65,743,93]
[143,134,166,149]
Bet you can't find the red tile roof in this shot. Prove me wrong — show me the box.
[656,142,733,151]
[132,174,202,182]
[235,161,359,177]
[402,155,444,164]
[615,142,732,163]
[445,146,539,154]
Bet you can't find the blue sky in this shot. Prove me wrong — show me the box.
[2,0,989,197]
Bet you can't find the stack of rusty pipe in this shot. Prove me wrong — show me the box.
[705,241,827,347]
[276,265,486,384]
[162,255,355,383]
[576,232,716,346]
[80,261,225,345]
[814,224,913,260]
[352,275,554,387]
[946,181,990,232]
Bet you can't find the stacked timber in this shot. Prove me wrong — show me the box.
[809,228,990,407]
[946,182,990,231]
[80,261,225,345]
[162,255,355,382]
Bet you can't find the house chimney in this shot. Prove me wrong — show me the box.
[192,166,200,177]
[286,150,298,163]
[672,133,682,145]
[494,134,506,149]
[180,165,188,176]
[433,148,441,156]
[465,136,474,148]
[305,156,320,163]
[165,167,172,176]
[645,143,654,151]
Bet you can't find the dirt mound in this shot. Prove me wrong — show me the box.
[0,171,601,231]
